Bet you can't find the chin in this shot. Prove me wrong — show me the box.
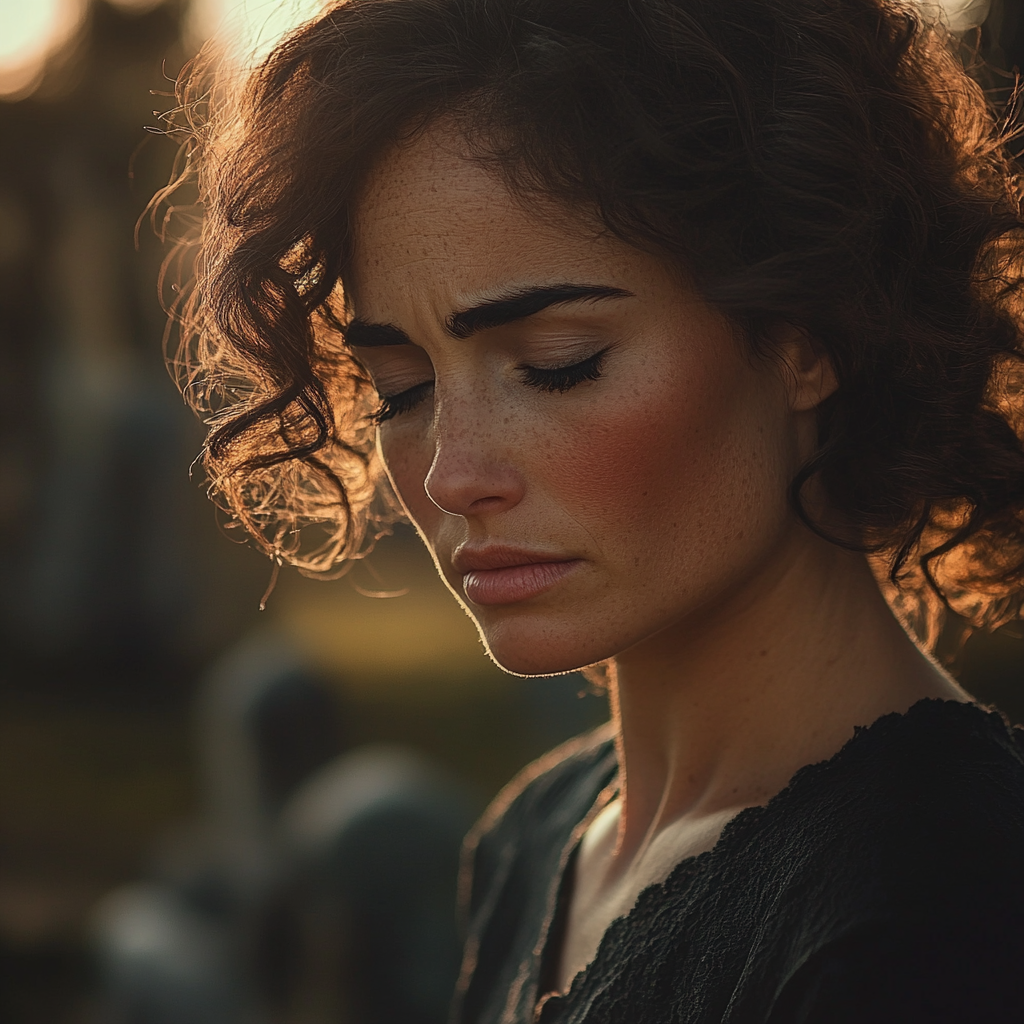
[473,615,612,678]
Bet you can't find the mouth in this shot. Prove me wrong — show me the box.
[452,545,582,606]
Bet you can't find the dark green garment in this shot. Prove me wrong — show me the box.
[453,700,1024,1024]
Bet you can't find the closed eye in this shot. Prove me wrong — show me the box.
[518,348,608,393]
[373,381,434,423]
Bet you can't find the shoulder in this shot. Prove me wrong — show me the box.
[777,698,1024,831]
[755,701,1024,1021]
[469,721,616,843]
[696,701,1024,1023]
[459,722,617,916]
[832,700,1024,883]
[771,700,1024,903]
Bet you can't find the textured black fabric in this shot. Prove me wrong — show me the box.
[453,700,1024,1024]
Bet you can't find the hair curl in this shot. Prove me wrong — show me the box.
[161,0,1024,640]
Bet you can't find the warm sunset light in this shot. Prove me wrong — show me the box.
[187,0,327,66]
[0,0,326,99]
[182,0,991,65]
[0,0,85,97]
[944,0,991,30]
[0,0,1021,1020]
[0,0,989,102]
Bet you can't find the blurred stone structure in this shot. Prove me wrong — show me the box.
[92,632,471,1023]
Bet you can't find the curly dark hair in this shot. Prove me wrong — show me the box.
[162,0,1024,641]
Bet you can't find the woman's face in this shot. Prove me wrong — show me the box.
[346,126,818,676]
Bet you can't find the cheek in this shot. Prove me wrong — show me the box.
[378,427,437,528]
[551,408,655,527]
[550,358,788,565]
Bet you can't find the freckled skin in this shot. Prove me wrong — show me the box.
[348,129,799,676]
[346,123,966,992]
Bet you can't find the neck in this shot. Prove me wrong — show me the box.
[606,527,963,866]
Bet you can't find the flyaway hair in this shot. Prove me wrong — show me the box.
[158,0,1024,643]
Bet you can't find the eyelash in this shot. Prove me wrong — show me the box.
[518,348,609,393]
[372,348,609,423]
[373,381,433,423]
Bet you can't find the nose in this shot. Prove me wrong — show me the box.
[423,395,526,518]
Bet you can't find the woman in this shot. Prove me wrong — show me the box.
[166,0,1024,1019]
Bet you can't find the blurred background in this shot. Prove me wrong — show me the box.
[0,0,1020,1022]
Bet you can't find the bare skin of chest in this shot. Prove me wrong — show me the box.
[556,799,739,993]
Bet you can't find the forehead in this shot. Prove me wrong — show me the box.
[346,124,658,319]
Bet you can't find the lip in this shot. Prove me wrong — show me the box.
[453,545,581,606]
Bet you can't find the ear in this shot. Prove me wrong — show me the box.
[771,324,838,412]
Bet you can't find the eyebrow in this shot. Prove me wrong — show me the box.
[343,283,632,348]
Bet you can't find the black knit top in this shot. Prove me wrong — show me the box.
[452,700,1024,1024]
